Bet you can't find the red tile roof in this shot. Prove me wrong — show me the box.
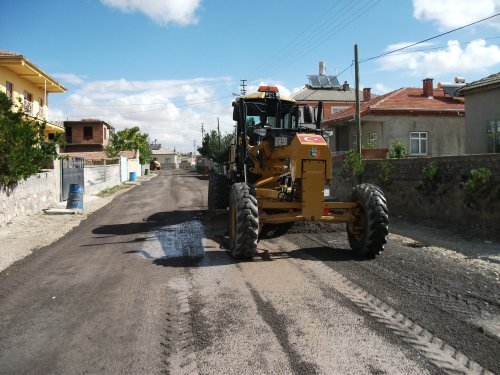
[323,87,464,125]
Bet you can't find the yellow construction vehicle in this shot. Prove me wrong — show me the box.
[208,86,388,258]
[150,159,161,171]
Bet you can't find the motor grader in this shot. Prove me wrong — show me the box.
[208,86,388,258]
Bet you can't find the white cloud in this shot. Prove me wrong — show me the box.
[52,73,85,85]
[100,0,201,26]
[378,39,500,78]
[60,77,235,152]
[372,83,393,95]
[53,76,297,152]
[412,0,500,31]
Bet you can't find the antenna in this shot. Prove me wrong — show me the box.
[240,79,247,95]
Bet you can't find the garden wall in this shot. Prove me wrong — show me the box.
[0,170,59,226]
[84,164,121,195]
[330,154,500,240]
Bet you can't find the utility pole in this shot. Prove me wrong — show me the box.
[217,117,221,153]
[240,79,247,95]
[354,44,362,155]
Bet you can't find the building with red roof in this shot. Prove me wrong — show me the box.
[322,78,465,157]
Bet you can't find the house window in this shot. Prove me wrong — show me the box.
[65,126,72,143]
[83,126,93,140]
[6,81,13,99]
[23,91,33,115]
[368,132,377,148]
[331,106,350,115]
[352,134,358,149]
[486,120,500,153]
[410,132,428,155]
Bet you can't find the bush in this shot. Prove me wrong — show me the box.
[376,160,393,187]
[419,161,439,194]
[389,140,409,159]
[464,167,493,203]
[343,148,364,177]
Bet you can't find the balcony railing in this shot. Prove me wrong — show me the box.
[44,109,65,128]
[22,99,33,116]
[20,100,65,130]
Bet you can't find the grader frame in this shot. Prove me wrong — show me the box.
[208,86,388,258]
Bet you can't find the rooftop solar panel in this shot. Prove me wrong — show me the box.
[307,75,340,88]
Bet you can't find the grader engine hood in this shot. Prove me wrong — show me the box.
[289,134,332,180]
[289,134,332,220]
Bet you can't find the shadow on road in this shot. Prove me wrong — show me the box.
[92,210,205,236]
[150,241,367,269]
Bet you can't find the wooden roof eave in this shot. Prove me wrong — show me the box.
[0,56,66,93]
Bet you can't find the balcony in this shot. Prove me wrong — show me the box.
[21,100,65,133]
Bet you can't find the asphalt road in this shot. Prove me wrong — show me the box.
[0,169,498,374]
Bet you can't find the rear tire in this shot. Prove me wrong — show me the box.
[347,183,389,257]
[208,173,229,211]
[229,182,259,258]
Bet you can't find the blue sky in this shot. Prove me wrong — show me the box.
[1,0,499,152]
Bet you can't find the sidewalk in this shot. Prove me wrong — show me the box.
[0,174,157,273]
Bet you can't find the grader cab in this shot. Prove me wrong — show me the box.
[208,86,388,258]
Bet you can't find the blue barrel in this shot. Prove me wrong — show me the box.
[129,171,137,181]
[66,184,83,209]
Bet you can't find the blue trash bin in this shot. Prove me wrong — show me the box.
[129,171,137,181]
[66,184,83,209]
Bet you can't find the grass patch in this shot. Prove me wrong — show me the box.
[96,184,132,198]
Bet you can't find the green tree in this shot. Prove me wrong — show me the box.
[343,148,364,177]
[0,92,64,190]
[105,126,152,164]
[197,130,233,163]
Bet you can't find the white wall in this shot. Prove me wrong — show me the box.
[0,170,58,226]
[84,165,121,195]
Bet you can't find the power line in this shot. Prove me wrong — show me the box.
[64,94,234,118]
[256,0,382,80]
[244,0,348,79]
[367,35,500,57]
[361,12,500,63]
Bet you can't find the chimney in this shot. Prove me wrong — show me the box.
[319,61,326,76]
[363,87,371,102]
[423,78,434,98]
[343,81,350,91]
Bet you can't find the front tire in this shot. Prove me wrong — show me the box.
[228,182,259,258]
[347,183,389,257]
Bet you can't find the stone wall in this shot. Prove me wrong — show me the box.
[330,154,500,240]
[0,170,58,226]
